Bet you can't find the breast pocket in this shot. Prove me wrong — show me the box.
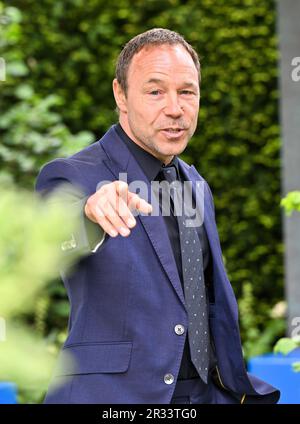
[54,341,133,376]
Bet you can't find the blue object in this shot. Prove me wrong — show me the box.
[0,382,17,404]
[248,349,300,404]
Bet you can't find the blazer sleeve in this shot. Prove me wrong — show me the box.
[35,158,106,257]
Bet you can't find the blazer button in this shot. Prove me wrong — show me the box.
[174,324,185,335]
[164,374,174,385]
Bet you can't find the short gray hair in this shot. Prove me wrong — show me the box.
[115,28,201,95]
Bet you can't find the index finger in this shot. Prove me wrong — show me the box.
[128,192,152,215]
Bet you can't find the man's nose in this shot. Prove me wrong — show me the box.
[163,94,184,118]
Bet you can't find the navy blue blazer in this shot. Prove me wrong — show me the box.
[35,124,280,404]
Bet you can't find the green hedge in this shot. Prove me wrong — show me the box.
[1,0,284,368]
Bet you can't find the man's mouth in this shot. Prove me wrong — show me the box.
[160,128,186,139]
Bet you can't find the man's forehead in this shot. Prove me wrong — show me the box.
[128,44,198,80]
[134,43,184,56]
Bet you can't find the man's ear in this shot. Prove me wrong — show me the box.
[112,78,127,113]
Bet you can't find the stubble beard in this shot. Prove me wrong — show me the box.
[129,122,193,161]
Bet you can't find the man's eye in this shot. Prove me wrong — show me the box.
[180,90,194,95]
[149,90,161,95]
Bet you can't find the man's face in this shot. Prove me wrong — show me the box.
[113,44,200,165]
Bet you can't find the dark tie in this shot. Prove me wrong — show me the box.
[161,164,210,384]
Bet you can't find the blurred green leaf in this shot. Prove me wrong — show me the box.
[281,191,300,215]
[292,362,300,373]
[0,185,85,395]
[274,338,300,356]
[6,61,28,77]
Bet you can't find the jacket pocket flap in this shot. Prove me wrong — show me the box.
[54,341,133,376]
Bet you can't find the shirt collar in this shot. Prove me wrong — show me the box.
[115,123,180,181]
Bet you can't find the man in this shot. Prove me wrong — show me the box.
[36,28,279,404]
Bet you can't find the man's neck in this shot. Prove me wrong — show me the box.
[118,120,174,166]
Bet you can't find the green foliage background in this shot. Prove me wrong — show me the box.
[0,0,285,401]
[0,187,82,403]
